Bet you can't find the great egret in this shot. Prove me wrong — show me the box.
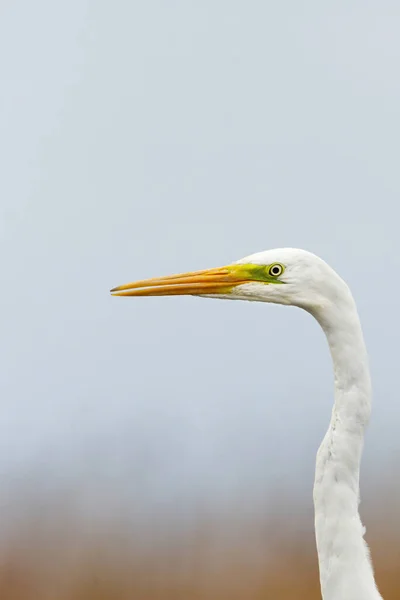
[111,247,382,600]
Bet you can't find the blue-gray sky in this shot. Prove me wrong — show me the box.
[1,1,399,521]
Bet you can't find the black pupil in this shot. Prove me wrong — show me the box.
[271,266,280,275]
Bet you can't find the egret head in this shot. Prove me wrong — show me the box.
[111,248,347,314]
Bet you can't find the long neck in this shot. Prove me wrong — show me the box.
[311,291,382,600]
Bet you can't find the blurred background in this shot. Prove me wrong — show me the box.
[1,1,399,598]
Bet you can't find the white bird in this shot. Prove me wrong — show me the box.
[111,247,383,600]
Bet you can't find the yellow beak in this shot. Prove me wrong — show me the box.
[110,265,249,297]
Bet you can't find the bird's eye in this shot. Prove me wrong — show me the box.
[268,263,284,277]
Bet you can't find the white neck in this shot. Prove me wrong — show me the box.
[311,289,382,600]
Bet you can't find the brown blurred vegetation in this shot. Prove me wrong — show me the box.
[0,504,398,600]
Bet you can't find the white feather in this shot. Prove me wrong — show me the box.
[209,248,383,599]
